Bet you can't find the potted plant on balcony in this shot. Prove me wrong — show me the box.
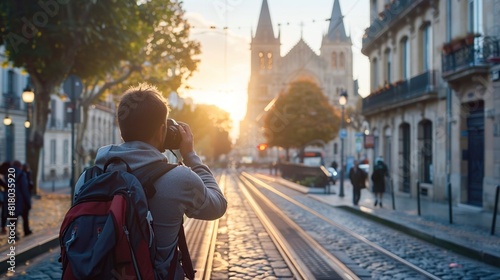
[393,80,404,88]
[442,42,452,55]
[465,32,480,45]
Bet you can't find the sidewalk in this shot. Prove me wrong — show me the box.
[256,172,500,268]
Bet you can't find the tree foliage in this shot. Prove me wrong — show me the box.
[170,104,232,162]
[0,0,200,191]
[263,80,340,158]
[74,1,200,176]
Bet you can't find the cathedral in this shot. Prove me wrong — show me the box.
[238,0,361,165]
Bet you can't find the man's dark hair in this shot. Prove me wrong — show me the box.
[117,83,169,142]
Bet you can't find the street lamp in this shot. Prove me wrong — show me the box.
[22,86,34,128]
[22,84,35,192]
[3,116,12,126]
[338,90,348,197]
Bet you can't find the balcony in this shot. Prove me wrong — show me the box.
[3,93,21,110]
[362,70,438,116]
[362,0,426,54]
[441,36,499,82]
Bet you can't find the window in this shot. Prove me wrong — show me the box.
[468,0,483,34]
[372,58,378,89]
[267,52,273,69]
[63,139,69,164]
[50,139,56,164]
[421,24,431,72]
[400,37,410,80]
[339,52,345,69]
[334,143,338,154]
[419,120,433,183]
[259,52,265,69]
[331,52,337,69]
[385,48,392,84]
[7,70,15,95]
[50,100,57,128]
[5,124,14,162]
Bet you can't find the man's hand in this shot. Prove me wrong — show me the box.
[178,122,194,157]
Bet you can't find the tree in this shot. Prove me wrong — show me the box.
[263,80,340,161]
[0,0,144,192]
[74,0,200,179]
[170,104,232,162]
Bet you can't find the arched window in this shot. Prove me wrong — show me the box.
[421,23,431,72]
[384,48,392,84]
[259,52,265,69]
[418,120,433,183]
[267,52,273,69]
[372,58,378,89]
[339,52,345,69]
[400,36,410,80]
[331,52,337,69]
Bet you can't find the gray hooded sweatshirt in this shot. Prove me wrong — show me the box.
[74,141,227,279]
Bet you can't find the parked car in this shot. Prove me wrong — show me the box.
[326,167,339,184]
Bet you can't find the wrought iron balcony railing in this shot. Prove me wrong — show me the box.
[362,70,438,115]
[362,0,417,51]
[442,36,500,78]
[3,93,21,110]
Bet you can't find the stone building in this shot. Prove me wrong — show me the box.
[0,48,118,185]
[361,0,500,210]
[239,0,361,165]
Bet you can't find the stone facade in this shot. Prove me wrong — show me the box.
[0,50,119,182]
[362,0,500,210]
[239,0,361,165]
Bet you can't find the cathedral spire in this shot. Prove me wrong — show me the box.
[326,0,349,42]
[254,0,276,42]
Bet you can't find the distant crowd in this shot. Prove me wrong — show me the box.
[0,160,33,241]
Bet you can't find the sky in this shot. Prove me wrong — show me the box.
[180,0,370,140]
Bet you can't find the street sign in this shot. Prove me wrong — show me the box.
[355,137,362,152]
[339,128,347,139]
[63,75,83,101]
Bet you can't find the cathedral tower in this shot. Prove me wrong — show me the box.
[320,0,355,105]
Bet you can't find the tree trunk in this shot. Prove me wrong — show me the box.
[26,80,57,196]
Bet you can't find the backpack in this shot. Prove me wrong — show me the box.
[59,157,189,280]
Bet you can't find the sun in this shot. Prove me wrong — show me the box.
[181,88,247,140]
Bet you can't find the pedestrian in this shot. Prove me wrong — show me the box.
[330,160,338,170]
[371,158,389,207]
[22,163,34,194]
[74,83,227,279]
[349,160,367,205]
[11,160,32,239]
[0,161,9,234]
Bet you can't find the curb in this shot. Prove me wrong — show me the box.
[0,235,59,274]
[337,206,500,268]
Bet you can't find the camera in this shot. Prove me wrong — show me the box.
[163,118,182,150]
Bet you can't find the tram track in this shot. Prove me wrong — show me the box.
[185,172,225,279]
[241,171,443,280]
[239,172,360,280]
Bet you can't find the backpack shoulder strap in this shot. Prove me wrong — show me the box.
[133,161,178,199]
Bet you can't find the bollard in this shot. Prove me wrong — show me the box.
[491,185,500,235]
[417,181,421,216]
[448,182,453,224]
